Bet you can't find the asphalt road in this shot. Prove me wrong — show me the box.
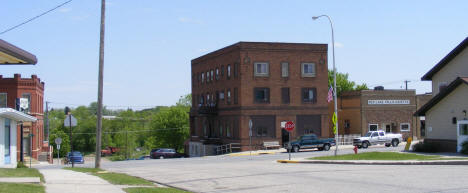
[99,144,468,193]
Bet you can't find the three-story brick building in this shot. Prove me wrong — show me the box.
[188,42,329,156]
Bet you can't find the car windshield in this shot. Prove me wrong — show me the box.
[69,152,82,156]
[364,132,372,137]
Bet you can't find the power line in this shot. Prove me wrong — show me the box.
[0,0,73,35]
[70,128,186,135]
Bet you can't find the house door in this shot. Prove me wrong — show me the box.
[457,120,468,152]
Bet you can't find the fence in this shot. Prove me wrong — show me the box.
[335,134,361,145]
[215,143,241,155]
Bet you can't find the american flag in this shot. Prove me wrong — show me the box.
[327,87,333,103]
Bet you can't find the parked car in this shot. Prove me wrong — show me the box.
[66,151,84,164]
[101,146,120,156]
[353,130,403,148]
[289,134,336,152]
[150,148,184,159]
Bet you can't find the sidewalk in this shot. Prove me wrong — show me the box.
[39,168,125,193]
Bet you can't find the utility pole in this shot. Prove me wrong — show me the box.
[95,0,106,169]
[404,80,410,90]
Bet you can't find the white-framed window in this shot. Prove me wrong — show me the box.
[254,62,269,77]
[301,63,316,77]
[400,123,410,132]
[201,73,205,83]
[369,124,378,131]
[0,93,7,108]
[227,65,231,78]
[281,62,289,77]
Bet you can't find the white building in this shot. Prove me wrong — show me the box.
[0,108,36,168]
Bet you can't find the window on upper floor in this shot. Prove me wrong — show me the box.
[234,87,238,104]
[201,72,205,83]
[281,87,290,104]
[301,88,316,103]
[221,65,225,77]
[210,70,214,81]
[216,68,219,80]
[206,71,210,82]
[227,65,231,79]
[227,89,231,104]
[301,63,316,77]
[400,123,410,132]
[438,82,448,92]
[200,94,204,105]
[234,63,239,78]
[0,93,6,108]
[254,87,270,103]
[254,62,269,77]
[219,91,225,101]
[281,62,289,77]
[21,93,31,113]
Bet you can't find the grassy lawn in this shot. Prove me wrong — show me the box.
[63,167,103,173]
[309,152,467,160]
[0,168,44,182]
[0,183,45,193]
[124,187,190,193]
[64,167,152,185]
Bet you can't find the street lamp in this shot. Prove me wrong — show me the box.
[312,15,339,156]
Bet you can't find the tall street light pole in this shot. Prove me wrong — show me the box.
[95,0,106,168]
[312,15,339,156]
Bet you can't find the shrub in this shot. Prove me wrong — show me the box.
[461,140,468,155]
[412,141,439,153]
[17,161,27,168]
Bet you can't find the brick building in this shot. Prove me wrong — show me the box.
[331,88,430,141]
[188,42,329,156]
[0,74,45,160]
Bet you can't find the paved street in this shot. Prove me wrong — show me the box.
[100,145,468,193]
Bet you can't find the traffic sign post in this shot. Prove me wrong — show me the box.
[64,114,77,168]
[285,121,295,160]
[249,119,253,158]
[55,138,62,165]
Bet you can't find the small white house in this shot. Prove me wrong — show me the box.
[0,108,36,168]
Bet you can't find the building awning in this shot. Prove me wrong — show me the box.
[0,39,37,65]
[414,77,468,116]
[0,108,37,122]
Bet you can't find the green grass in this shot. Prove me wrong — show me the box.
[124,187,190,193]
[96,173,153,185]
[309,152,460,160]
[0,168,44,182]
[0,183,45,193]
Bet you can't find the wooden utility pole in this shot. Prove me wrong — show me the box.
[95,0,106,168]
[404,80,411,90]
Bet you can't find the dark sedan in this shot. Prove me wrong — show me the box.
[66,151,84,164]
[150,148,184,159]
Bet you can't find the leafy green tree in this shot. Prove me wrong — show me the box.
[49,129,70,158]
[328,70,368,96]
[176,94,192,107]
[146,106,189,151]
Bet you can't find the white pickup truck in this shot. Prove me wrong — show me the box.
[353,131,403,148]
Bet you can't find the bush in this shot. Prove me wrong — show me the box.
[412,141,439,153]
[461,141,468,155]
[17,161,27,168]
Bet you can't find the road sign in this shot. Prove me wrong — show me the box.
[55,137,62,145]
[57,144,61,150]
[285,121,295,132]
[249,119,253,129]
[64,114,77,127]
[332,112,337,134]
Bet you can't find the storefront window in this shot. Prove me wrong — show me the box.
[369,124,378,131]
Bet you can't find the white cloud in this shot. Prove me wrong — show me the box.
[178,17,204,24]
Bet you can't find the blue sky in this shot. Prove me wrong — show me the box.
[1,0,467,109]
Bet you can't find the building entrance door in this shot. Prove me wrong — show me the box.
[384,124,392,133]
[281,128,289,145]
[23,136,31,156]
[457,120,468,152]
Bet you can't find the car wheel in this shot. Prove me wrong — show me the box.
[293,145,300,153]
[362,141,369,149]
[323,144,331,151]
[392,139,399,147]
[385,143,391,147]
[159,156,164,159]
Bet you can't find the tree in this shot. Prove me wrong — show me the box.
[328,70,368,96]
[146,106,189,151]
[176,94,192,107]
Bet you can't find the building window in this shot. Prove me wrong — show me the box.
[369,124,378,131]
[219,121,224,137]
[226,121,231,138]
[400,123,410,132]
[0,93,6,108]
[207,94,210,104]
[4,118,10,164]
[281,62,289,77]
[281,87,290,104]
[301,63,316,77]
[254,62,269,77]
[206,71,210,82]
[438,82,448,92]
[216,68,219,80]
[21,93,31,113]
[221,65,225,77]
[200,94,204,105]
[227,89,231,104]
[210,70,214,81]
[460,123,468,135]
[201,72,205,83]
[256,127,267,137]
[234,88,238,104]
[254,88,270,103]
[227,65,231,79]
[234,63,239,78]
[219,91,225,101]
[203,121,208,137]
[301,88,316,103]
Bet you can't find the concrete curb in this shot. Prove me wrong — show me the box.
[0,177,41,184]
[277,159,468,165]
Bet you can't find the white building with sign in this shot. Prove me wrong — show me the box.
[0,108,36,168]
